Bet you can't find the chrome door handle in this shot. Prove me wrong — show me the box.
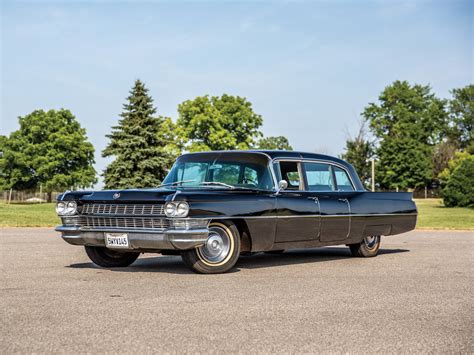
[338,198,348,202]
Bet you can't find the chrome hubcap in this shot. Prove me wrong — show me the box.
[198,227,231,263]
[364,236,379,250]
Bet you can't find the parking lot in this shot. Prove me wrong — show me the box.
[1,228,472,353]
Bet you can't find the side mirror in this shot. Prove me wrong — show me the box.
[276,180,288,194]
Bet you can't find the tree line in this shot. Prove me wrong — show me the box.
[341,81,473,207]
[0,80,292,197]
[0,79,472,207]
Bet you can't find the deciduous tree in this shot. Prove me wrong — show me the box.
[442,155,474,207]
[363,81,448,190]
[341,120,374,187]
[438,151,471,185]
[0,109,97,199]
[432,141,458,182]
[448,84,473,152]
[257,136,293,150]
[177,94,263,152]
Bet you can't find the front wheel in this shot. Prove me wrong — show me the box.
[348,236,381,257]
[84,246,140,267]
[181,221,240,274]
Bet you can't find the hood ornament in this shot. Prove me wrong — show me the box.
[113,192,120,199]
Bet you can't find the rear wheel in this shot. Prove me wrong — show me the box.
[84,246,139,267]
[349,236,381,257]
[181,221,240,274]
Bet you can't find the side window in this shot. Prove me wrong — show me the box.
[333,166,354,191]
[304,163,334,191]
[277,161,301,190]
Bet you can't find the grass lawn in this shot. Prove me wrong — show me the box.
[415,199,473,230]
[0,201,59,227]
[0,198,472,230]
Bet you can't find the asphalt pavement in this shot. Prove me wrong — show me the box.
[1,228,472,353]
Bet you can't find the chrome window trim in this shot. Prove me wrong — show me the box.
[172,152,359,193]
[270,157,360,192]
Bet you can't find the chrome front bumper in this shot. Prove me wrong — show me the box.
[55,226,209,251]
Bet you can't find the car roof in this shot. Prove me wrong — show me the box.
[180,150,365,190]
[182,150,346,164]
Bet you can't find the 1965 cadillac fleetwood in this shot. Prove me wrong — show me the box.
[56,150,417,274]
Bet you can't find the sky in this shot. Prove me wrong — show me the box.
[1,0,472,187]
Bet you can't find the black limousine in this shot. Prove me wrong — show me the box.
[56,150,417,273]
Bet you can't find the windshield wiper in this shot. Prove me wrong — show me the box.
[156,180,196,188]
[199,181,235,189]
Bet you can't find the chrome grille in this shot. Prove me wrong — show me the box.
[78,216,170,229]
[81,203,165,216]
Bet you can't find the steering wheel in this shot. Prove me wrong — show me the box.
[242,177,258,187]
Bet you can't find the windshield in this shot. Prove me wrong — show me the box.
[162,153,274,191]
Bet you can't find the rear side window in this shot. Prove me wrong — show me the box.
[275,161,302,190]
[304,163,334,191]
[333,166,354,191]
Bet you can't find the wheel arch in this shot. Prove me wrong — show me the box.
[209,218,252,252]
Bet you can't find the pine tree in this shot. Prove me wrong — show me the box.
[102,80,174,189]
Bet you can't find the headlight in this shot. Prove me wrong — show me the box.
[56,201,77,216]
[65,201,77,215]
[176,202,189,217]
[164,201,189,217]
[56,201,66,215]
[165,202,177,217]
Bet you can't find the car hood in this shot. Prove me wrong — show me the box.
[58,187,270,203]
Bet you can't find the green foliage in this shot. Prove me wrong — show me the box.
[448,85,473,150]
[341,121,374,186]
[177,94,263,152]
[363,80,448,189]
[442,155,474,207]
[438,151,471,185]
[432,140,458,182]
[102,80,175,189]
[377,137,433,190]
[160,117,182,159]
[257,136,293,150]
[0,109,97,192]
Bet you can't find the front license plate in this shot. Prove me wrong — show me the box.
[105,233,129,248]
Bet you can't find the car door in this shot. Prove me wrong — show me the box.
[274,160,320,243]
[302,162,352,242]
